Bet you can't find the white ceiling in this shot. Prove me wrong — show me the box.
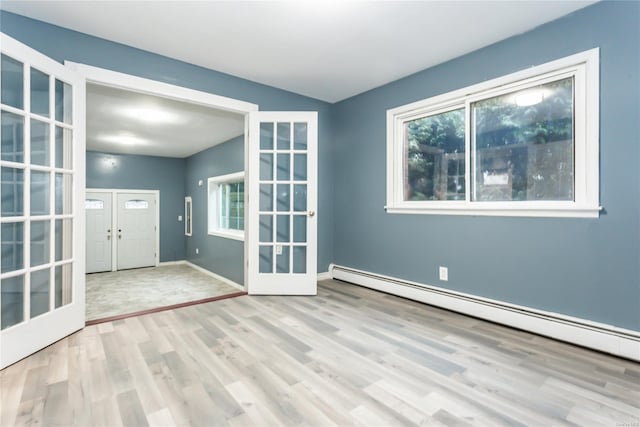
[2,1,596,103]
[86,83,244,157]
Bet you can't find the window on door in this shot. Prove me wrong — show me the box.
[208,171,244,241]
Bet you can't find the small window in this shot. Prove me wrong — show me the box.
[124,200,148,210]
[85,199,104,210]
[387,49,600,218]
[184,196,192,236]
[208,172,244,241]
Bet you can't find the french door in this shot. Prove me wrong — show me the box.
[0,34,85,369]
[247,112,317,295]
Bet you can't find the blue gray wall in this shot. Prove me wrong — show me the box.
[86,151,186,262]
[0,10,334,273]
[331,1,640,331]
[185,136,244,285]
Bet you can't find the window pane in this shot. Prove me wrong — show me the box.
[1,111,24,163]
[1,274,24,330]
[293,122,307,150]
[293,215,306,243]
[55,79,73,124]
[31,68,50,117]
[1,222,24,273]
[277,153,290,180]
[260,153,273,181]
[55,218,72,262]
[276,214,289,243]
[277,122,290,150]
[276,245,290,273]
[30,268,50,318]
[55,126,73,169]
[228,182,244,231]
[1,167,24,217]
[55,173,72,215]
[30,171,50,215]
[293,184,306,212]
[472,78,574,201]
[276,184,290,211]
[54,263,72,308]
[30,220,50,267]
[1,54,24,109]
[293,246,306,274]
[260,184,273,211]
[405,108,465,201]
[260,122,274,150]
[293,154,307,181]
[259,246,273,273]
[259,215,273,243]
[31,119,50,166]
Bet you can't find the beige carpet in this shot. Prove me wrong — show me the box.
[86,264,241,321]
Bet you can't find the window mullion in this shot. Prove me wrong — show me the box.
[465,101,472,204]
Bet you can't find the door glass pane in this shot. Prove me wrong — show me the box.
[276,245,290,273]
[1,222,24,273]
[277,153,290,180]
[30,68,50,117]
[30,268,50,318]
[259,184,273,211]
[1,274,24,329]
[294,123,307,150]
[293,246,306,274]
[276,184,290,212]
[55,126,73,169]
[54,263,72,308]
[31,119,50,166]
[1,54,24,109]
[293,215,307,243]
[294,154,307,181]
[260,153,273,181]
[259,246,273,273]
[30,171,50,215]
[277,122,291,149]
[30,220,50,267]
[55,79,72,124]
[276,215,290,243]
[260,122,274,150]
[1,167,24,217]
[1,111,24,163]
[293,184,307,212]
[55,218,72,262]
[259,215,273,243]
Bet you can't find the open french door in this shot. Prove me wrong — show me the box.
[247,112,317,295]
[1,34,85,369]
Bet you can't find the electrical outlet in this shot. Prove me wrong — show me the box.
[178,215,182,222]
[276,245,283,255]
[195,248,199,255]
[439,266,448,281]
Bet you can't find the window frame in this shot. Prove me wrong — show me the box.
[207,171,245,241]
[184,196,192,237]
[386,48,600,218]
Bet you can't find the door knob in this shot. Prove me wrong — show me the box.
[308,210,315,217]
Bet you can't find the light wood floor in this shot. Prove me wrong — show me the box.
[1,280,639,426]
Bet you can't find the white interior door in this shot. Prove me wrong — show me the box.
[85,192,112,273]
[248,112,317,295]
[116,192,157,270]
[0,34,85,369]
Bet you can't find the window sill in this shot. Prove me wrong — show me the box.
[385,204,602,218]
[208,230,245,241]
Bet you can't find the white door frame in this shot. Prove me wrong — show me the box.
[66,62,258,290]
[86,189,159,271]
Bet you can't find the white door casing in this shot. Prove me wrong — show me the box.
[0,34,86,369]
[85,192,112,273]
[247,111,318,295]
[116,192,157,270]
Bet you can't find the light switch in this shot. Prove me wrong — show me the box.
[178,215,183,222]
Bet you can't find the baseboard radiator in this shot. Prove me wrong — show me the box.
[329,264,640,362]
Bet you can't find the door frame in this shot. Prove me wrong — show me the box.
[65,62,258,290]
[86,188,160,271]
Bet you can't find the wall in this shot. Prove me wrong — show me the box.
[0,11,334,273]
[86,151,186,262]
[185,136,244,285]
[331,1,640,331]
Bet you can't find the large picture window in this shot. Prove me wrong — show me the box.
[208,171,244,240]
[387,49,599,217]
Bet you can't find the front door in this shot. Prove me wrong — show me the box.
[116,192,157,270]
[0,34,85,369]
[85,192,112,273]
[247,112,317,294]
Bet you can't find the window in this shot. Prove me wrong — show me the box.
[208,171,244,240]
[124,200,148,209]
[184,196,192,236]
[386,49,600,218]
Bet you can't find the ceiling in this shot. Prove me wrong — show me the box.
[2,1,596,103]
[86,84,244,158]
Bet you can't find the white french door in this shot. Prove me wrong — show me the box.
[116,192,157,270]
[85,192,112,273]
[247,112,317,295]
[0,34,85,369]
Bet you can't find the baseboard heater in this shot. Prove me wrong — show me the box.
[329,264,640,362]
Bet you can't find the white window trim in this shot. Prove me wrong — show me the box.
[184,196,192,237]
[208,171,245,241]
[386,48,600,218]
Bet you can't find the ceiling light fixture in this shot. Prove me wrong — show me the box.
[121,106,182,124]
[98,134,148,146]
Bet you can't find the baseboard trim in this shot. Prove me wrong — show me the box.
[329,264,640,362]
[158,261,185,267]
[317,271,332,281]
[183,261,245,291]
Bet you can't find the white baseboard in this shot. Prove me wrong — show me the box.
[317,271,332,281]
[158,261,185,267]
[170,261,245,291]
[329,264,640,362]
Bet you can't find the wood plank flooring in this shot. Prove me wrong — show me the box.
[1,279,639,426]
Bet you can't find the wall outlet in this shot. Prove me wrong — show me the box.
[276,245,283,255]
[195,248,199,255]
[439,266,448,281]
[178,215,182,222]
